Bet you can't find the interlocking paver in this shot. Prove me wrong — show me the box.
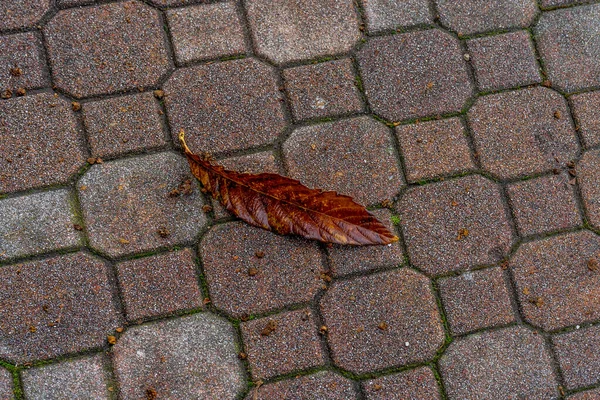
[0,93,86,193]
[553,325,600,390]
[166,2,247,64]
[467,31,541,92]
[245,0,359,64]
[113,313,245,400]
[468,87,579,180]
[571,91,600,148]
[0,32,48,92]
[535,4,600,92]
[396,117,476,183]
[0,0,51,30]
[510,231,600,331]
[116,249,203,322]
[398,175,514,275]
[246,371,358,400]
[282,59,363,122]
[541,0,585,7]
[201,222,324,317]
[435,0,537,36]
[21,354,111,399]
[361,0,433,33]
[579,150,600,229]
[163,58,285,154]
[78,152,206,258]
[568,388,600,400]
[357,30,472,122]
[57,0,95,7]
[283,116,403,206]
[0,368,12,400]
[363,367,441,400]
[320,269,444,374]
[44,1,170,98]
[241,308,325,379]
[440,326,558,400]
[82,92,168,159]
[439,267,515,335]
[0,252,121,363]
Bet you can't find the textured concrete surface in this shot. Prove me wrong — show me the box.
[0,32,49,92]
[363,367,442,400]
[0,0,51,31]
[0,368,12,400]
[361,0,433,33]
[553,325,600,390]
[247,371,357,400]
[571,91,600,148]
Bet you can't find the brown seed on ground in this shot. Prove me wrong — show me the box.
[107,335,117,345]
[16,88,26,96]
[157,227,170,238]
[1,89,12,99]
[238,352,247,360]
[260,320,277,336]
[201,205,213,213]
[153,90,164,99]
[248,267,258,277]
[554,110,561,119]
[146,388,157,400]
[254,251,265,258]
[73,224,83,231]
[588,258,598,271]
[10,67,22,76]
[71,102,81,111]
[378,322,388,330]
[115,327,124,333]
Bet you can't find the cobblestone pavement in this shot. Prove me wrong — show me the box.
[1,0,599,399]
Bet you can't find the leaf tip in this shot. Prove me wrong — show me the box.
[178,129,192,155]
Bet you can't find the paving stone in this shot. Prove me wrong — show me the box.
[357,30,472,122]
[0,93,86,193]
[571,91,600,148]
[0,189,82,261]
[82,92,168,159]
[435,0,538,36]
[282,59,363,121]
[0,32,49,92]
[241,309,325,379]
[438,267,515,335]
[113,313,245,400]
[78,152,206,258]
[440,326,558,400]
[510,231,600,331]
[363,367,441,400]
[0,368,12,400]
[283,116,403,206]
[164,58,286,154]
[201,222,324,317]
[148,0,208,6]
[245,0,359,64]
[535,4,600,92]
[395,117,476,183]
[361,0,433,33]
[116,249,203,322]
[21,354,111,399]
[320,269,444,374]
[541,0,585,7]
[44,1,170,98]
[568,388,600,400]
[0,252,121,363]
[247,371,358,400]
[467,31,541,91]
[0,0,51,30]
[507,174,582,236]
[553,325,600,390]
[398,175,514,275]
[57,0,95,8]
[468,87,579,180]
[579,150,600,229]
[167,2,247,64]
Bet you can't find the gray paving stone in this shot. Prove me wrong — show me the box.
[541,0,586,7]
[363,367,441,400]
[113,313,245,400]
[0,368,13,400]
[579,150,600,230]
[571,91,600,148]
[44,1,170,98]
[78,152,206,258]
[21,354,111,400]
[361,0,433,33]
[245,0,360,64]
[57,0,95,8]
[247,371,358,400]
[0,0,51,30]
[357,30,473,122]
[0,32,49,92]
[553,325,600,390]
[568,388,600,400]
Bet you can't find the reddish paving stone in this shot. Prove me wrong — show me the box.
[361,0,433,33]
[283,116,403,206]
[536,4,600,92]
[0,0,51,30]
[0,252,121,363]
[164,58,286,154]
[435,0,537,36]
[247,371,358,400]
[21,354,111,399]
[541,0,585,7]
[320,269,444,374]
[507,174,582,236]
[568,388,600,400]
[396,117,476,183]
[438,267,515,335]
[0,32,49,92]
[553,325,600,390]
[467,31,541,91]
[57,0,95,7]
[241,309,325,379]
[166,3,247,64]
[245,0,359,64]
[440,326,558,400]
[468,87,579,180]
[510,231,600,331]
[200,222,324,317]
[357,30,472,122]
[282,59,363,121]
[147,0,208,6]
[44,1,170,98]
[0,93,86,193]
[398,175,514,275]
[116,249,203,322]
[579,150,600,229]
[363,367,441,400]
[0,369,12,400]
[78,152,206,258]
[113,313,245,399]
[571,91,600,148]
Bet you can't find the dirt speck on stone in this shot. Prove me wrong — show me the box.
[260,320,277,336]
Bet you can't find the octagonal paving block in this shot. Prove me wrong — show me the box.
[0,368,12,399]
[0,0,51,31]
[247,371,358,400]
[510,231,600,331]
[357,29,473,122]
[44,1,170,98]
[78,152,206,258]
[578,149,600,230]
[363,367,442,400]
